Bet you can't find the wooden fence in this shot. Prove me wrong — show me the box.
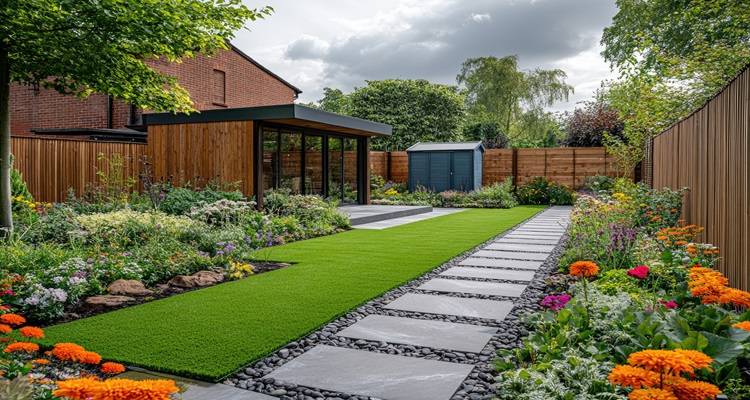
[647,66,750,290]
[370,147,627,189]
[11,136,145,203]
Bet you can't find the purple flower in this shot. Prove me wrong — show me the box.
[224,242,236,253]
[541,294,571,311]
[608,223,637,252]
[216,250,225,256]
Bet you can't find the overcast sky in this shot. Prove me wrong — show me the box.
[233,0,619,112]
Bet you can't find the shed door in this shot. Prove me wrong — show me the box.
[409,152,430,191]
[429,152,451,192]
[451,151,473,191]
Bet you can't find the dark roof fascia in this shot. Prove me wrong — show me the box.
[142,104,392,137]
[32,128,146,137]
[229,43,302,96]
[406,141,484,152]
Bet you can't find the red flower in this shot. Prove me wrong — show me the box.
[659,299,678,309]
[628,265,650,280]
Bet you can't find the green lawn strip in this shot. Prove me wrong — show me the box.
[42,206,543,381]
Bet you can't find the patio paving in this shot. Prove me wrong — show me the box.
[484,242,556,252]
[459,257,544,270]
[383,293,515,320]
[472,250,550,261]
[440,266,536,282]
[418,277,527,297]
[353,208,466,229]
[266,345,473,400]
[252,206,571,400]
[336,314,496,353]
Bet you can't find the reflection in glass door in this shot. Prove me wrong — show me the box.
[327,137,343,201]
[304,135,323,195]
[280,131,302,194]
[262,130,278,193]
[343,137,358,204]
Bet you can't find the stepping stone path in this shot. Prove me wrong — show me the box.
[240,207,571,400]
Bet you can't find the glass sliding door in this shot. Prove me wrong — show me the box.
[262,129,279,193]
[327,137,343,201]
[304,135,324,195]
[280,131,303,194]
[342,137,358,204]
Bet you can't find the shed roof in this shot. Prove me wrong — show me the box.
[406,141,484,152]
[142,104,392,137]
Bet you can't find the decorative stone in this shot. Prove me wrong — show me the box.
[192,271,224,287]
[84,295,135,309]
[107,279,153,297]
[168,275,197,288]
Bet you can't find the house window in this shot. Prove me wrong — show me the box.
[212,69,226,106]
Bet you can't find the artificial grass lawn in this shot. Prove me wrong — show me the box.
[43,206,543,381]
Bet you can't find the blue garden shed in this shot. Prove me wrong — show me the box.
[406,141,484,192]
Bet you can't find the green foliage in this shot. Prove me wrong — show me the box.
[516,177,575,206]
[582,175,615,193]
[316,80,466,151]
[371,177,518,209]
[594,269,642,296]
[159,187,244,216]
[457,55,572,146]
[601,0,750,171]
[462,121,508,149]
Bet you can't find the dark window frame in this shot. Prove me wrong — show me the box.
[259,122,363,203]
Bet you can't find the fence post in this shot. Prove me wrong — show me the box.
[572,148,577,189]
[512,148,518,186]
[386,151,392,182]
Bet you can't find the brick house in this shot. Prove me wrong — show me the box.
[10,44,301,141]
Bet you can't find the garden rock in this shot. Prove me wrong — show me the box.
[84,295,135,310]
[192,270,224,286]
[107,279,153,297]
[168,275,197,288]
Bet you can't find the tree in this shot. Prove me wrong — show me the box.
[563,98,624,147]
[456,55,573,140]
[462,121,509,149]
[342,79,466,151]
[600,0,750,169]
[0,0,270,235]
[316,87,350,114]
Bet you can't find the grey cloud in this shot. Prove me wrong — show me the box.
[287,0,616,93]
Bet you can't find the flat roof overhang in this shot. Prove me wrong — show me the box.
[142,104,392,137]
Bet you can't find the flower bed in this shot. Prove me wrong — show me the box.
[495,179,750,399]
[3,183,349,326]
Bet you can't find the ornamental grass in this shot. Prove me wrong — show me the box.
[608,349,720,400]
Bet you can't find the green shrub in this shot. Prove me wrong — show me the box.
[188,199,257,226]
[583,175,615,193]
[159,187,245,215]
[24,205,81,245]
[441,180,518,208]
[516,177,575,205]
[75,210,201,248]
[594,269,643,295]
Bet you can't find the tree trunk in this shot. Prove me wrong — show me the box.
[0,46,13,237]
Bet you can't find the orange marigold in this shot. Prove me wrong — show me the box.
[0,324,11,334]
[673,349,713,370]
[718,288,750,309]
[628,388,678,400]
[732,321,750,331]
[0,313,26,326]
[32,358,50,365]
[19,326,44,339]
[101,362,126,374]
[608,365,660,388]
[51,342,86,362]
[569,261,599,278]
[670,380,721,400]
[627,350,696,376]
[3,341,40,353]
[79,351,102,365]
[53,377,179,400]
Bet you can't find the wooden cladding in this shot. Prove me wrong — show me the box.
[147,121,255,197]
[650,67,750,290]
[371,147,627,189]
[11,136,145,203]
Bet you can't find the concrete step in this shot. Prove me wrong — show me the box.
[340,205,433,225]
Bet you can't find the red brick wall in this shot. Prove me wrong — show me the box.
[10,48,298,136]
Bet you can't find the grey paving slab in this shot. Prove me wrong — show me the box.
[384,293,514,321]
[440,266,535,282]
[494,237,559,245]
[506,232,562,238]
[266,345,473,400]
[120,370,275,400]
[419,278,527,297]
[521,224,566,229]
[459,257,543,270]
[473,250,549,261]
[515,227,566,232]
[354,208,466,230]
[336,315,496,353]
[485,243,555,252]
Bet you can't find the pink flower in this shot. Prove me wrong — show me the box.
[627,265,650,280]
[0,290,13,297]
[660,299,678,309]
[541,294,571,311]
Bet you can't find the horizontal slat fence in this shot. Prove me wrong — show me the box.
[373,147,628,189]
[11,136,145,203]
[649,67,749,290]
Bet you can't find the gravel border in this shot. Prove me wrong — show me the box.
[225,208,570,400]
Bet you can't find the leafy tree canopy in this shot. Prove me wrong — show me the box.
[456,55,573,139]
[563,96,625,147]
[462,121,509,149]
[0,0,270,233]
[314,79,466,151]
